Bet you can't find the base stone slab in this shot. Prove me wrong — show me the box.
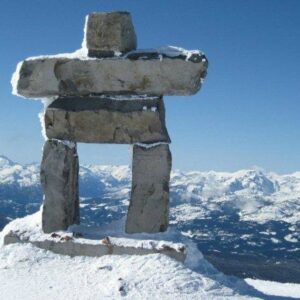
[3,230,186,262]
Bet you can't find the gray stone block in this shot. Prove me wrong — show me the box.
[14,53,207,98]
[126,144,172,233]
[41,140,79,233]
[44,96,170,144]
[84,11,137,57]
[4,231,186,262]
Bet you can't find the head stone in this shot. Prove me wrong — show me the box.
[84,11,137,58]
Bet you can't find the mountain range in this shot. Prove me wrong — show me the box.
[0,155,299,283]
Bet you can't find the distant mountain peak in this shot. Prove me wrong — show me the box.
[0,155,15,168]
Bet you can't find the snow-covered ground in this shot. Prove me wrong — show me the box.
[1,212,299,299]
[0,243,256,300]
[246,278,300,299]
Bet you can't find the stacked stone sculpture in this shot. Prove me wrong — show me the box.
[12,11,208,235]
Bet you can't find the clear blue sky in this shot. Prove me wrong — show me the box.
[0,0,299,173]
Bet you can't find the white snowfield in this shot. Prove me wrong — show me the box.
[0,211,295,300]
[246,278,300,299]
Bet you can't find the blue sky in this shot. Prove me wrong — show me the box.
[0,0,299,173]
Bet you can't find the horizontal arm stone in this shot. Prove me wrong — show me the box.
[44,96,171,144]
[14,52,208,98]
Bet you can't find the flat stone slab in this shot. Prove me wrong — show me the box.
[13,50,208,98]
[4,230,186,262]
[44,96,170,144]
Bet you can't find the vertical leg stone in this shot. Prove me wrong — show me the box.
[126,144,172,233]
[41,139,79,233]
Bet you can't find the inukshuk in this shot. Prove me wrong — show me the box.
[12,12,208,235]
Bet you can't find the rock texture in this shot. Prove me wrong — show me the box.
[14,54,207,98]
[126,144,172,233]
[44,97,170,144]
[4,231,186,262]
[84,11,137,58]
[41,140,79,233]
[10,10,209,239]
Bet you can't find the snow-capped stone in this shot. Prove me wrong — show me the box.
[44,96,170,144]
[13,53,207,98]
[3,211,186,262]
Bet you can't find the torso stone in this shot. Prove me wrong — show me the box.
[44,96,170,144]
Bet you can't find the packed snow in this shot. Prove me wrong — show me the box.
[0,243,257,300]
[246,278,300,299]
[0,211,287,300]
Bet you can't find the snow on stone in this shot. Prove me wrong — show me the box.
[134,142,170,149]
[80,15,89,54]
[38,97,56,140]
[98,94,160,101]
[11,61,23,97]
[0,210,185,254]
[157,45,205,61]
[11,44,205,100]
[124,45,205,61]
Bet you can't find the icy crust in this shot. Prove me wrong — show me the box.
[98,94,160,101]
[14,46,205,63]
[11,61,23,97]
[51,139,76,149]
[0,212,267,299]
[124,46,207,62]
[38,97,57,140]
[134,142,170,149]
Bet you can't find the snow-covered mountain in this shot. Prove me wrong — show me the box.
[0,155,299,283]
